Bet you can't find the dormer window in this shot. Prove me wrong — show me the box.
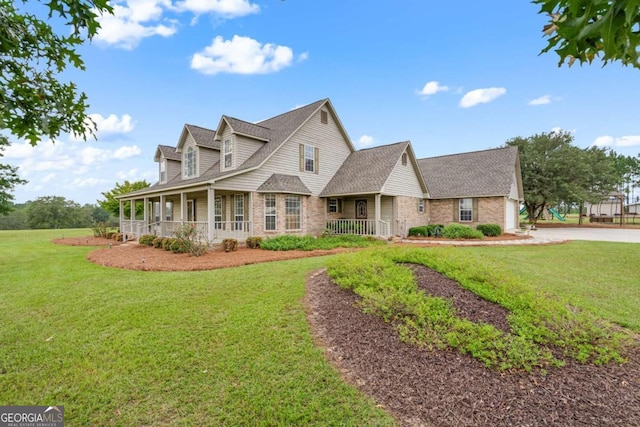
[223,138,234,169]
[160,160,166,183]
[184,146,196,178]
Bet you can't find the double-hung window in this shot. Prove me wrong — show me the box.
[160,161,166,183]
[327,198,341,213]
[304,145,315,172]
[459,198,473,222]
[214,196,223,229]
[234,194,244,231]
[264,194,276,231]
[223,138,234,169]
[184,147,196,177]
[285,195,301,230]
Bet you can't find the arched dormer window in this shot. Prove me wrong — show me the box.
[184,146,196,178]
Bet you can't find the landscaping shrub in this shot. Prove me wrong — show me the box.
[408,226,429,237]
[477,223,502,237]
[442,224,484,239]
[161,238,173,251]
[260,234,385,251]
[222,238,238,252]
[139,234,156,246]
[246,236,262,249]
[426,224,444,237]
[92,221,108,238]
[173,223,209,257]
[152,237,163,248]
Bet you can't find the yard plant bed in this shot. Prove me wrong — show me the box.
[306,268,640,426]
[54,237,352,271]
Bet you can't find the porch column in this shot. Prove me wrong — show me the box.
[207,186,215,241]
[248,192,254,236]
[180,192,187,223]
[143,197,149,234]
[119,199,123,231]
[375,193,382,237]
[159,195,166,236]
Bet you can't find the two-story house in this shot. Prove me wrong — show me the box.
[117,99,523,241]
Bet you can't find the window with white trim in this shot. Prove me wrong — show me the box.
[328,198,341,213]
[285,195,301,230]
[214,196,223,229]
[165,201,173,221]
[184,146,196,177]
[160,161,166,183]
[264,194,276,231]
[234,194,244,231]
[223,138,234,169]
[304,144,315,172]
[459,198,473,222]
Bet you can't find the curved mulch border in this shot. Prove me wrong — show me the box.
[305,267,640,427]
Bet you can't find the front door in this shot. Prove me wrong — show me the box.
[355,199,368,219]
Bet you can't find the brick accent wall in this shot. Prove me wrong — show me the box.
[428,196,506,230]
[396,196,429,237]
[251,193,325,238]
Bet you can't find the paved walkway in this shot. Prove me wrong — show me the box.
[401,227,640,246]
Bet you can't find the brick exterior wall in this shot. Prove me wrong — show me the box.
[396,196,429,237]
[251,193,325,238]
[428,196,506,230]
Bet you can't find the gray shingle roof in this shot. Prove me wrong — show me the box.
[320,141,410,197]
[157,145,180,161]
[417,146,518,198]
[185,124,219,150]
[257,174,312,195]
[222,116,271,141]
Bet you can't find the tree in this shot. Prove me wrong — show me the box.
[99,180,151,218]
[26,196,92,229]
[1,0,113,145]
[506,131,621,222]
[535,0,640,69]
[0,136,27,215]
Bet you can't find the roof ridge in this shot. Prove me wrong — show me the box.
[255,99,326,125]
[222,115,271,130]
[356,140,409,152]
[419,145,511,161]
[185,123,216,132]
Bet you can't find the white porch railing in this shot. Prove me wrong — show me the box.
[325,219,390,238]
[120,219,250,241]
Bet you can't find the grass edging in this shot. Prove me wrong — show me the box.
[326,247,634,372]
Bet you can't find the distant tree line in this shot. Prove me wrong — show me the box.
[0,196,115,230]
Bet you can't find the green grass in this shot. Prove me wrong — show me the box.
[459,241,640,331]
[0,229,394,426]
[326,246,634,371]
[2,230,639,424]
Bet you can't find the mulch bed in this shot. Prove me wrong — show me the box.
[305,266,640,427]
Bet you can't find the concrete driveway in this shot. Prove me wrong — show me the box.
[533,227,640,243]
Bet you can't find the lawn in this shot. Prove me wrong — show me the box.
[1,230,639,425]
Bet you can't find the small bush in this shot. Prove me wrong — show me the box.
[222,238,238,252]
[426,224,445,237]
[152,237,163,248]
[162,238,174,251]
[246,236,262,249]
[92,221,108,238]
[139,235,156,246]
[477,224,502,237]
[442,224,484,240]
[408,226,429,237]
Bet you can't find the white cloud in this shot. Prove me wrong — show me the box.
[114,145,143,159]
[95,1,177,49]
[418,81,449,97]
[529,95,552,106]
[357,135,374,148]
[92,114,135,135]
[71,177,111,188]
[191,35,301,75]
[459,87,506,108]
[593,135,640,148]
[175,0,259,17]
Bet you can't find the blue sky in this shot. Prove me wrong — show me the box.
[5,0,640,205]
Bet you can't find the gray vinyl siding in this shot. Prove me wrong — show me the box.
[195,192,207,221]
[382,151,425,197]
[236,135,264,165]
[199,148,219,176]
[166,159,181,182]
[381,196,393,221]
[216,108,352,195]
[509,171,520,200]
